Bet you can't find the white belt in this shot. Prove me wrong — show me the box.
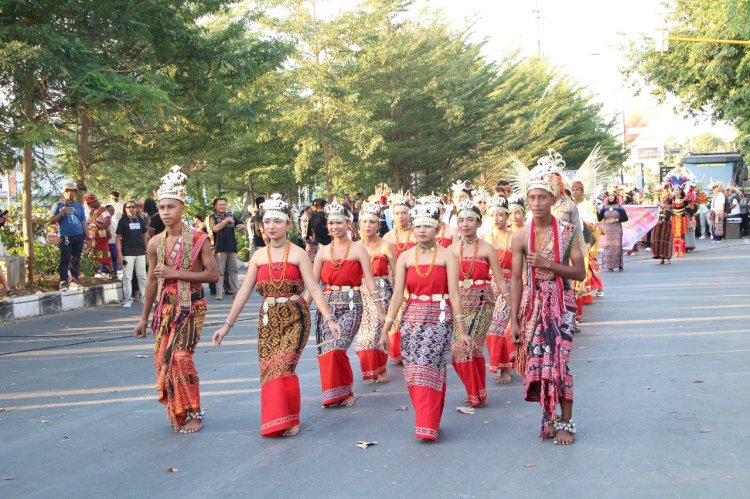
[324,285,360,292]
[264,294,301,305]
[411,293,450,301]
[458,279,490,288]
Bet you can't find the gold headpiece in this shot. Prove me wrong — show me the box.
[486,196,509,214]
[324,202,351,223]
[359,201,381,222]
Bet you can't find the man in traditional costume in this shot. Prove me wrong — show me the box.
[509,150,586,445]
[134,165,219,433]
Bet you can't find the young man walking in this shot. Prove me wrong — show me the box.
[134,166,218,433]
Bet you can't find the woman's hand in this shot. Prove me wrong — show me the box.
[133,318,148,338]
[328,320,343,340]
[213,324,231,346]
[378,330,390,353]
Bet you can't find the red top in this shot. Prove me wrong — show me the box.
[458,257,491,281]
[257,263,302,282]
[436,236,453,248]
[496,248,512,273]
[406,265,448,297]
[395,241,416,257]
[371,254,389,277]
[321,260,363,286]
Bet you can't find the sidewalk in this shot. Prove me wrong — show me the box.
[0,282,123,322]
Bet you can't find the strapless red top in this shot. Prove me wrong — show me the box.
[257,263,302,282]
[496,248,512,272]
[458,257,491,281]
[395,241,416,257]
[406,265,448,296]
[371,254,389,277]
[321,260,363,286]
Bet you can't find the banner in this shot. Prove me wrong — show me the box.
[620,205,659,249]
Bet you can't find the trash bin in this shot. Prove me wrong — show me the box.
[726,216,742,239]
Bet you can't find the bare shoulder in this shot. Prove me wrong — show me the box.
[511,228,527,248]
[436,245,454,266]
[478,238,496,256]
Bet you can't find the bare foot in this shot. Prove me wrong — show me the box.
[497,370,512,384]
[339,396,356,407]
[553,429,575,445]
[178,419,202,434]
[478,398,488,408]
[282,425,300,437]
[375,372,389,383]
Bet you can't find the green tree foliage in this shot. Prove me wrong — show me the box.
[627,0,750,150]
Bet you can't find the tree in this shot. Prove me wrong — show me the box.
[627,0,750,150]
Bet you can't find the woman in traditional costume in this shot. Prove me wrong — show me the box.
[482,196,515,383]
[651,195,674,264]
[508,195,527,233]
[449,199,510,407]
[670,189,688,257]
[383,191,415,364]
[597,192,628,272]
[378,204,470,441]
[213,195,343,437]
[86,195,115,278]
[354,201,396,383]
[310,202,386,407]
[419,194,458,248]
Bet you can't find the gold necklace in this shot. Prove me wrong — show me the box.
[329,239,351,269]
[266,242,290,291]
[459,236,479,286]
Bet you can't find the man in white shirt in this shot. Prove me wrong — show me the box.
[709,182,726,241]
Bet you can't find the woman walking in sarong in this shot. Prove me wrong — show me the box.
[354,202,396,383]
[213,195,343,437]
[378,204,470,441]
[482,196,515,384]
[597,192,628,272]
[419,194,458,248]
[310,202,386,407]
[651,195,674,265]
[450,199,510,407]
[86,195,115,278]
[383,192,415,364]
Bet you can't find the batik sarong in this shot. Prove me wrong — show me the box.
[257,264,309,436]
[487,273,514,373]
[601,210,623,270]
[354,273,392,380]
[651,220,674,260]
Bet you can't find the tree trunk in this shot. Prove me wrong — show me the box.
[322,138,333,201]
[22,142,34,285]
[76,110,90,203]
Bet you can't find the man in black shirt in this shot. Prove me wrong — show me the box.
[208,197,245,300]
[305,198,330,260]
[116,200,148,308]
[251,196,266,250]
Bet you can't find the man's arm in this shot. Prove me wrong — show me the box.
[134,238,159,337]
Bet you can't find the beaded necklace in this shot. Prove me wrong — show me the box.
[492,229,511,268]
[459,235,480,286]
[414,242,438,278]
[329,239,352,269]
[394,226,413,253]
[362,237,380,264]
[266,241,290,291]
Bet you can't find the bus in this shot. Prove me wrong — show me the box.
[679,152,747,189]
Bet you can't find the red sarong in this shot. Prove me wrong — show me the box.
[318,350,354,406]
[405,365,446,441]
[356,349,388,380]
[261,375,301,436]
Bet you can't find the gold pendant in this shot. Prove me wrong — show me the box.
[462,278,472,288]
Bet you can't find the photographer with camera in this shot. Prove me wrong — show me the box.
[48,183,89,291]
[208,197,245,300]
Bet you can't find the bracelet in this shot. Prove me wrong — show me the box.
[502,293,510,297]
[324,314,334,322]
[370,289,381,295]
[454,318,466,323]
[224,319,234,328]
[454,313,465,319]
[384,317,395,324]
[373,297,384,302]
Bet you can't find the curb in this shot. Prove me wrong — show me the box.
[0,282,123,322]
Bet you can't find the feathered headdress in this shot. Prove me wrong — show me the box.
[157,165,188,203]
[451,180,472,198]
[665,166,693,190]
[261,193,291,222]
[418,193,443,210]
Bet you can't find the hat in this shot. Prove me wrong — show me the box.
[487,196,509,214]
[359,201,381,222]
[526,149,565,197]
[85,195,98,204]
[63,183,77,192]
[157,165,188,203]
[456,199,482,221]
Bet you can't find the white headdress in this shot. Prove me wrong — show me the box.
[325,202,351,223]
[359,201,381,222]
[261,193,291,222]
[389,190,412,213]
[473,187,490,203]
[507,194,527,212]
[418,193,443,210]
[486,196,509,214]
[157,165,188,203]
[456,199,482,220]
[451,180,472,198]
[409,204,440,228]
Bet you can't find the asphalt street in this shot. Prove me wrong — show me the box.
[1,239,749,498]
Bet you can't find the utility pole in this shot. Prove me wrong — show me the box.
[533,1,543,56]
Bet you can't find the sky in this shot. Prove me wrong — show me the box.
[424,0,737,143]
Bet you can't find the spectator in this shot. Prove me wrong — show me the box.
[109,191,123,227]
[299,205,312,245]
[306,198,330,260]
[0,211,16,298]
[738,188,748,237]
[208,197,245,300]
[709,182,726,242]
[48,183,88,291]
[105,204,119,277]
[116,200,148,308]
[250,196,266,252]
[144,198,165,237]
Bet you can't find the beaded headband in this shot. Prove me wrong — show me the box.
[456,199,482,221]
[157,165,188,203]
[359,201,381,222]
[325,202,351,223]
[486,196,509,214]
[409,204,440,228]
[261,193,291,222]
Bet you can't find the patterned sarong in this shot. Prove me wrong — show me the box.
[354,275,392,380]
[487,274,514,372]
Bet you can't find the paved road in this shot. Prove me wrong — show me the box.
[1,239,749,498]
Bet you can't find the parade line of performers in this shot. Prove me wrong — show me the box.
[135,149,621,446]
